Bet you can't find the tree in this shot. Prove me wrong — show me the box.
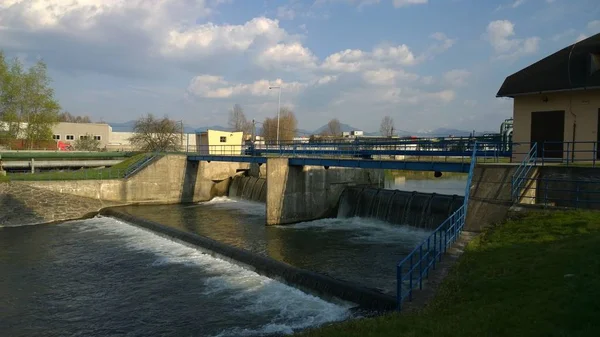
[228,104,253,136]
[59,111,92,123]
[380,116,395,137]
[0,51,60,148]
[73,133,100,151]
[261,107,297,143]
[322,118,342,137]
[129,114,183,152]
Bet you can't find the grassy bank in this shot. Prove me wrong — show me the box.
[299,210,600,337]
[5,153,153,181]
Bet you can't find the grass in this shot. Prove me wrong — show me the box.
[298,210,600,337]
[5,153,153,181]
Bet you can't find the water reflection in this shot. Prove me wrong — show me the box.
[384,170,467,196]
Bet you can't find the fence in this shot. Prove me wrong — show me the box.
[184,139,510,162]
[515,176,600,210]
[511,143,537,202]
[395,142,478,310]
[511,141,600,167]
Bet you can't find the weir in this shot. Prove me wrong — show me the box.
[229,175,267,202]
[338,187,464,229]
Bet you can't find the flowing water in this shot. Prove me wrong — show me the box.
[117,199,431,296]
[0,218,350,337]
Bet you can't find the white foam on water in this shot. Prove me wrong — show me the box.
[198,197,266,217]
[67,216,350,336]
[283,217,431,245]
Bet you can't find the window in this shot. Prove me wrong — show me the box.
[94,135,102,141]
[66,135,74,140]
[79,135,89,140]
[52,134,61,140]
[220,136,227,143]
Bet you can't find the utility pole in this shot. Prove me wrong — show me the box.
[269,85,282,144]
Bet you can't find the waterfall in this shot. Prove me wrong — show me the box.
[229,175,267,202]
[337,187,464,229]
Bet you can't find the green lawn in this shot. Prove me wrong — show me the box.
[299,210,600,337]
[5,153,154,181]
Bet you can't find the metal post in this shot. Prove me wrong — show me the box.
[30,158,34,174]
[277,86,281,144]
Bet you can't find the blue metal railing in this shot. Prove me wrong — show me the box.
[395,142,478,310]
[185,139,510,161]
[515,177,600,210]
[123,152,159,178]
[511,142,538,202]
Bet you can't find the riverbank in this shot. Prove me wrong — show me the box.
[298,210,600,337]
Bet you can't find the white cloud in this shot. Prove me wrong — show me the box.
[576,34,588,42]
[187,75,335,99]
[486,20,540,60]
[162,17,286,58]
[321,44,417,72]
[277,6,296,20]
[362,68,419,85]
[392,0,428,8]
[443,69,470,87]
[464,99,477,107]
[257,42,318,70]
[588,20,600,31]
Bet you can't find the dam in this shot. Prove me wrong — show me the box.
[1,153,482,335]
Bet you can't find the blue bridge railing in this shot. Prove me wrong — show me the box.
[396,142,478,310]
[511,142,537,202]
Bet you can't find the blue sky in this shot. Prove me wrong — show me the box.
[1,0,599,133]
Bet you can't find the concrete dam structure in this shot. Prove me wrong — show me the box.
[338,187,464,229]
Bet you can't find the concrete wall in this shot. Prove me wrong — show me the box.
[513,89,600,162]
[0,182,117,227]
[534,166,600,209]
[465,164,538,232]
[17,155,249,204]
[266,158,383,225]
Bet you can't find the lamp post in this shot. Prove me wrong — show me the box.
[269,85,281,144]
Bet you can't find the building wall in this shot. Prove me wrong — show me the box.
[107,131,197,151]
[513,89,600,162]
[52,122,112,148]
[198,130,243,155]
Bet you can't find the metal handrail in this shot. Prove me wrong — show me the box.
[396,141,478,310]
[511,143,538,202]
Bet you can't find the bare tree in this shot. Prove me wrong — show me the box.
[73,133,100,151]
[380,116,395,137]
[129,114,183,152]
[261,107,297,143]
[59,111,92,123]
[322,118,342,137]
[228,104,253,137]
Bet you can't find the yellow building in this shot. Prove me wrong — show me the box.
[197,130,244,155]
[497,32,600,162]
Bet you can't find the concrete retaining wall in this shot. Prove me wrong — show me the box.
[465,164,532,232]
[0,183,116,226]
[266,158,383,225]
[16,155,249,204]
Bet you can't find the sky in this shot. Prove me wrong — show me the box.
[0,0,599,134]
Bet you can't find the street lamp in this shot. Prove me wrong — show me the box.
[269,85,281,144]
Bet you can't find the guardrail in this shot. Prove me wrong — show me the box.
[183,140,510,162]
[516,177,600,210]
[395,142,478,310]
[511,141,599,167]
[4,152,159,181]
[511,142,538,202]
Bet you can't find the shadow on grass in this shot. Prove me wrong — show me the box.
[298,210,600,337]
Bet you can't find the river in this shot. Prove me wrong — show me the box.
[0,173,464,336]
